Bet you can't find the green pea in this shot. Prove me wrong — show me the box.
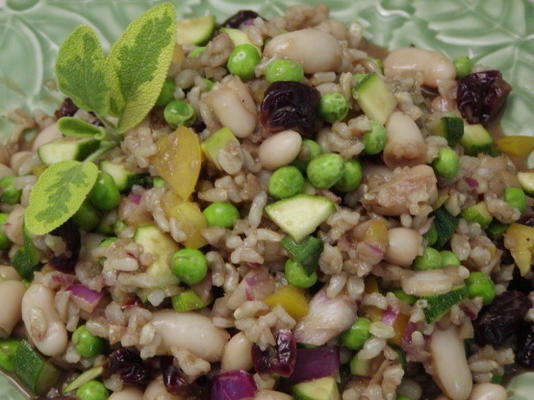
[0,339,20,371]
[76,380,109,400]
[362,121,386,155]
[268,166,305,199]
[0,213,12,250]
[465,272,496,305]
[227,44,261,80]
[487,220,509,241]
[172,289,205,312]
[97,211,117,235]
[72,200,100,231]
[155,78,176,107]
[284,259,317,289]
[152,176,166,188]
[293,139,322,172]
[423,224,438,247]
[171,248,208,285]
[392,289,416,306]
[188,46,207,58]
[396,396,413,400]
[413,247,442,270]
[319,93,349,123]
[72,325,105,358]
[504,187,527,213]
[164,99,196,128]
[203,202,240,228]
[433,147,459,179]
[98,237,117,248]
[0,176,22,205]
[440,250,460,267]
[306,153,345,189]
[341,317,372,351]
[113,220,127,236]
[334,159,363,192]
[453,56,474,79]
[202,78,214,91]
[89,172,121,211]
[265,59,304,83]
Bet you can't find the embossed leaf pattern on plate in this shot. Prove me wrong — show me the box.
[0,0,533,397]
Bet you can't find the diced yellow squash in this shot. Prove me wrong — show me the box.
[364,219,388,249]
[389,313,409,346]
[504,223,534,276]
[264,286,309,320]
[153,127,202,201]
[162,191,207,249]
[496,136,534,158]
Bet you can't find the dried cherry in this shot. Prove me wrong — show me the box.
[516,324,534,368]
[49,220,81,273]
[252,329,296,377]
[260,81,320,136]
[221,10,261,28]
[104,347,150,386]
[457,70,511,124]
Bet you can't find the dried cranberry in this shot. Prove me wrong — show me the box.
[161,357,208,399]
[260,81,320,136]
[457,70,511,124]
[520,214,534,227]
[516,325,534,368]
[49,220,81,272]
[54,98,79,119]
[104,347,150,386]
[508,267,534,293]
[474,291,530,346]
[252,329,296,377]
[191,119,207,134]
[221,10,261,28]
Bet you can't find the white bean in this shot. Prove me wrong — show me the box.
[109,387,144,400]
[21,284,68,356]
[206,78,257,138]
[32,122,62,151]
[0,280,26,338]
[255,390,293,400]
[384,228,422,267]
[151,310,229,362]
[402,270,453,296]
[264,29,342,73]
[258,130,302,170]
[469,383,507,400]
[0,164,14,179]
[5,206,25,246]
[0,266,21,281]
[144,377,181,400]
[384,47,455,88]
[383,111,427,169]
[221,332,253,372]
[431,326,472,400]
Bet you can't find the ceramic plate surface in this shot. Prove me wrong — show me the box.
[0,0,533,398]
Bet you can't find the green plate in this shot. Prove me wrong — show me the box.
[0,0,533,397]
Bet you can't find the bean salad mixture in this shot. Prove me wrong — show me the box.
[1,4,534,400]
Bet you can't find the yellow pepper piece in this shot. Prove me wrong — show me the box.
[504,223,534,276]
[388,313,409,346]
[361,276,382,321]
[161,191,207,249]
[153,127,202,201]
[364,219,388,248]
[496,136,534,158]
[264,286,309,320]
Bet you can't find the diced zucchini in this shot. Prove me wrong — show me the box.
[13,340,60,395]
[487,220,509,241]
[265,195,336,242]
[11,227,41,281]
[37,137,99,166]
[433,208,459,249]
[176,16,216,45]
[100,160,147,192]
[220,27,254,47]
[461,124,493,155]
[63,366,103,393]
[281,235,323,275]
[428,116,464,146]
[350,354,371,376]
[517,172,534,197]
[201,127,241,170]
[134,225,179,287]
[352,73,397,125]
[462,201,492,229]
[422,286,469,323]
[293,376,340,400]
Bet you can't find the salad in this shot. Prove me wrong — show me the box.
[0,3,533,400]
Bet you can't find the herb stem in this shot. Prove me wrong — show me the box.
[85,141,118,163]
[96,114,118,132]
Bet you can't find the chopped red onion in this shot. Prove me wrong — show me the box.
[210,370,256,400]
[129,193,142,205]
[362,241,385,256]
[465,177,479,188]
[381,306,400,326]
[290,346,340,384]
[67,285,103,313]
